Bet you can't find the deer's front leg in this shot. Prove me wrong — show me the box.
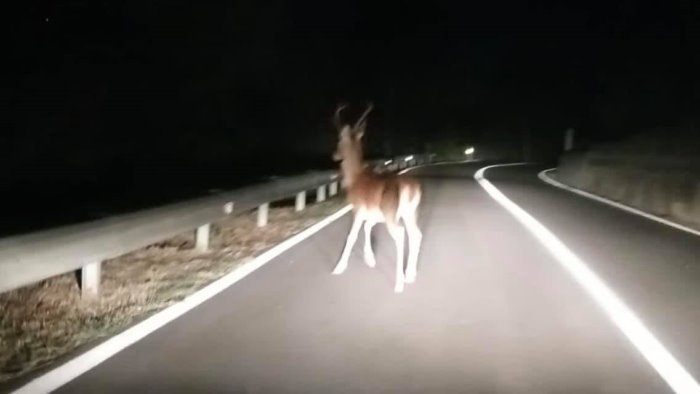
[333,215,363,275]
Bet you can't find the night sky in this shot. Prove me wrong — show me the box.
[5,1,699,229]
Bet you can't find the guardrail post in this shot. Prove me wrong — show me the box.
[329,181,338,197]
[296,191,306,212]
[257,202,269,227]
[80,261,101,298]
[195,223,210,251]
[316,185,327,202]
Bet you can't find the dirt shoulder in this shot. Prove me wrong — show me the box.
[0,197,346,386]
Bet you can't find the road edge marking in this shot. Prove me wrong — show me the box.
[538,168,700,238]
[476,163,700,394]
[12,204,353,394]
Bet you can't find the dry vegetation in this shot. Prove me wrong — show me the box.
[0,197,346,384]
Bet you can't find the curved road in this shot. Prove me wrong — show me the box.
[17,163,700,393]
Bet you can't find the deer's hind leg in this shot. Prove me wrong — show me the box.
[403,190,422,284]
[363,220,377,268]
[386,220,406,293]
[403,212,422,284]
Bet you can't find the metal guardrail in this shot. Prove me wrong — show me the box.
[0,154,430,298]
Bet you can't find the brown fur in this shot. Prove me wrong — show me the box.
[331,103,423,293]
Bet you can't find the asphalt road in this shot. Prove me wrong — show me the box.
[38,162,700,393]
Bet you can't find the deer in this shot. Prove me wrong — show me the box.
[331,102,423,293]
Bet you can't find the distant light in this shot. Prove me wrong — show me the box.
[384,160,393,165]
[404,155,414,162]
[45,17,49,22]
[464,147,475,155]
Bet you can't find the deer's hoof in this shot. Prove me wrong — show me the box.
[365,255,376,268]
[394,283,405,293]
[332,264,347,275]
[404,273,416,284]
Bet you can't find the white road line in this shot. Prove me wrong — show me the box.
[539,168,700,238]
[13,204,353,394]
[476,163,700,394]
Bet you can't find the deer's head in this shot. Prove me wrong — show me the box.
[332,102,373,162]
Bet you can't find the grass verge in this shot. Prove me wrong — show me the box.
[0,197,346,384]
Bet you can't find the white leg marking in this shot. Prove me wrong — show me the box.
[363,221,377,268]
[388,224,406,293]
[404,215,422,284]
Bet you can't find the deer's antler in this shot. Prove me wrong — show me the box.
[334,103,348,131]
[353,102,374,130]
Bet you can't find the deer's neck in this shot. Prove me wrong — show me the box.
[340,149,366,188]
